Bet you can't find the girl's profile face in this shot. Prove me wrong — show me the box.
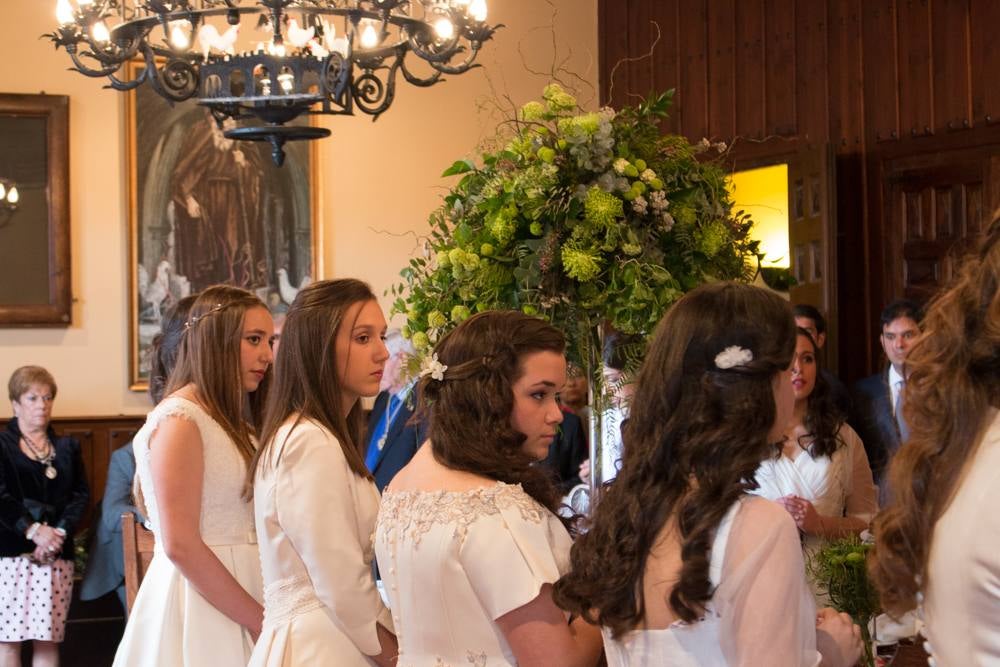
[239,306,275,392]
[790,334,817,402]
[336,299,390,409]
[510,351,567,461]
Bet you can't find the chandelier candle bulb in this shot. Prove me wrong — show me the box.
[45,0,499,165]
[7,187,18,205]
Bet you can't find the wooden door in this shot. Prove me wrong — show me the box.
[882,148,999,303]
[788,144,838,370]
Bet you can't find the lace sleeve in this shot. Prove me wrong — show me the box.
[715,497,822,667]
[459,489,571,620]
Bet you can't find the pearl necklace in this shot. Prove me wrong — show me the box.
[20,432,57,480]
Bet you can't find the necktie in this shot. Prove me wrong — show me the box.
[894,379,910,443]
[366,393,401,471]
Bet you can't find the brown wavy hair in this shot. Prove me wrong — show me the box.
[870,215,1000,616]
[418,310,566,514]
[165,285,271,467]
[553,281,796,636]
[245,279,376,498]
[795,328,847,459]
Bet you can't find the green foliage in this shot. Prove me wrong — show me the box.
[392,84,759,369]
[808,536,880,667]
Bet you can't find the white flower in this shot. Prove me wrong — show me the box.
[631,196,648,215]
[419,353,448,381]
[699,137,711,148]
[649,190,669,211]
[612,158,629,175]
[714,346,753,370]
[640,168,657,184]
[715,141,728,153]
[660,212,675,232]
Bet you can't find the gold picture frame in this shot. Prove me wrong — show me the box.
[125,60,320,391]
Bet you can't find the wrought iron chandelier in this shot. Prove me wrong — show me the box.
[0,178,19,228]
[48,1,499,165]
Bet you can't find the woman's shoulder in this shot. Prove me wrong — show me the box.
[733,495,798,540]
[271,416,346,460]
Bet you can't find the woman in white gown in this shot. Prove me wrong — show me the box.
[375,311,603,666]
[752,329,877,556]
[247,279,397,667]
[554,282,862,667]
[113,286,274,667]
[871,217,1000,665]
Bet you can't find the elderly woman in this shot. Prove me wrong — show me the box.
[0,366,89,667]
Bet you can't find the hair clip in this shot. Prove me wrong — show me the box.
[714,345,753,370]
[419,353,448,382]
[184,303,226,331]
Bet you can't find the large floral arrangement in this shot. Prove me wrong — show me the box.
[391,84,759,373]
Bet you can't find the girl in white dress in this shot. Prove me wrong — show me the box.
[871,218,1000,665]
[375,311,603,666]
[247,279,397,667]
[752,329,877,555]
[113,286,274,667]
[554,282,862,667]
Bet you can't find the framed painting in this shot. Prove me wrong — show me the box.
[0,93,71,327]
[126,60,319,391]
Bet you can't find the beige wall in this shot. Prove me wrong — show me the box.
[0,0,598,418]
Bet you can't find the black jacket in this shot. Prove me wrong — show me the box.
[0,418,90,559]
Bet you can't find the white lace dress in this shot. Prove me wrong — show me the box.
[922,408,1000,665]
[602,497,822,667]
[112,397,263,667]
[249,417,392,667]
[374,482,572,666]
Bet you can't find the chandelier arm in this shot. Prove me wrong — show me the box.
[143,45,200,102]
[352,59,400,119]
[66,50,124,78]
[104,64,150,91]
[398,56,443,88]
[428,49,482,76]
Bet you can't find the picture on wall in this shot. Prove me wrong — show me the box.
[126,60,318,390]
[0,93,71,327]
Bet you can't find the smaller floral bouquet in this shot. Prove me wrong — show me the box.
[808,536,881,667]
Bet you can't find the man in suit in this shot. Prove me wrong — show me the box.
[850,299,922,505]
[79,443,146,609]
[365,331,427,491]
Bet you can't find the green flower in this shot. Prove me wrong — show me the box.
[520,100,547,122]
[480,243,495,257]
[522,304,539,315]
[584,186,623,227]
[562,246,603,282]
[427,310,447,328]
[448,248,465,267]
[634,158,647,171]
[697,220,729,258]
[537,147,556,164]
[451,305,472,322]
[487,209,517,247]
[542,83,577,112]
[437,250,451,268]
[412,331,430,350]
[623,164,639,178]
[622,243,642,256]
[529,221,543,236]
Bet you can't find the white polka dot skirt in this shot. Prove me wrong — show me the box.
[0,556,74,642]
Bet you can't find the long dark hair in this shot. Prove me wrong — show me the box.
[149,295,198,405]
[419,310,566,514]
[246,279,376,498]
[871,215,1000,616]
[795,328,846,459]
[166,285,271,467]
[553,281,796,636]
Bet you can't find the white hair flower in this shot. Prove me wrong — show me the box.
[714,346,753,370]
[419,353,448,381]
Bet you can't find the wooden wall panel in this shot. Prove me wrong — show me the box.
[764,0,797,136]
[931,0,972,132]
[735,0,766,139]
[598,0,1000,380]
[707,0,736,140]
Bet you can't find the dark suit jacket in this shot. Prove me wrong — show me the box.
[541,410,589,494]
[367,389,427,491]
[79,443,144,605]
[850,369,900,505]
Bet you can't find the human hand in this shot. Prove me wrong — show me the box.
[815,607,862,667]
[780,496,823,534]
[185,194,202,218]
[30,544,54,565]
[31,525,64,555]
[578,459,591,484]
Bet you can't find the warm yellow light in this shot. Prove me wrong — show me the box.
[169,22,190,50]
[91,20,110,42]
[0,183,6,201]
[77,0,92,5]
[360,23,378,48]
[469,0,487,22]
[7,187,19,205]
[278,72,294,93]
[434,17,455,39]
[727,163,790,268]
[55,0,74,25]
